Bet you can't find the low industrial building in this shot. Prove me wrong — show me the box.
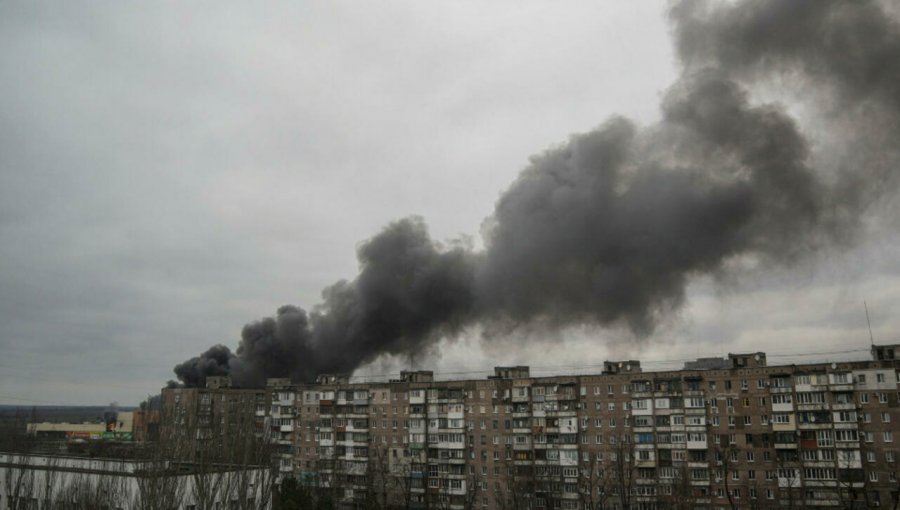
[0,452,273,509]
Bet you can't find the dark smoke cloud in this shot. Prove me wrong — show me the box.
[671,0,900,200]
[175,0,900,387]
[173,344,233,387]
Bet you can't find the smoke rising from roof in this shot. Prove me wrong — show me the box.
[174,0,900,387]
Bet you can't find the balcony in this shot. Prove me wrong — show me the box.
[686,440,708,450]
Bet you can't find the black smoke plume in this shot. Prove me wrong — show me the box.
[175,0,900,387]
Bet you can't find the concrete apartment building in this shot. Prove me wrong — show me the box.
[161,345,900,509]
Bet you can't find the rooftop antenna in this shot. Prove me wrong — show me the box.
[864,300,875,347]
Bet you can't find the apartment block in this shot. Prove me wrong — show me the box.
[159,376,268,458]
[161,346,900,509]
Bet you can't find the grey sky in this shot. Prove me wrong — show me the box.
[1,1,897,405]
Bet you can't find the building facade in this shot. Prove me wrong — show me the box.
[161,346,900,509]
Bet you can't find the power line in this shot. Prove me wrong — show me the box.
[348,346,874,382]
[0,394,81,406]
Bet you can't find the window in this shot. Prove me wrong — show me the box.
[835,429,859,442]
[860,393,869,404]
[773,414,790,424]
[877,373,886,383]
[836,411,857,422]
[796,392,825,404]
[882,412,891,423]
[885,431,894,443]
[772,394,792,404]
[878,392,889,404]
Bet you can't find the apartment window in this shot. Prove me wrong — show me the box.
[886,451,896,463]
[747,451,755,462]
[724,380,732,390]
[835,429,860,442]
[744,416,752,426]
[772,394,792,404]
[608,403,615,412]
[741,380,748,390]
[879,392,889,404]
[860,393,870,404]
[877,373,886,383]
[836,411,857,422]
[869,471,879,482]
[607,385,614,395]
[885,431,894,443]
[687,397,704,408]
[757,379,766,389]
[882,412,892,423]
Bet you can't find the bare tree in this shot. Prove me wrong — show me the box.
[611,433,636,510]
[578,450,616,510]
[2,411,39,510]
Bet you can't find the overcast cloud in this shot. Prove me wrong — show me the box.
[1,1,898,405]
